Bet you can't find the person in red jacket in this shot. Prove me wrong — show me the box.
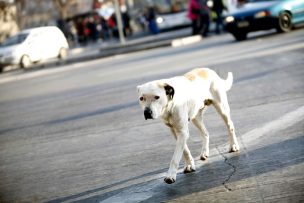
[188,0,210,36]
[188,0,201,35]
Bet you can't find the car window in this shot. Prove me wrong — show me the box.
[154,0,188,14]
[27,32,43,44]
[0,33,29,47]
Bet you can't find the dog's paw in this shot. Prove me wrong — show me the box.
[164,176,176,184]
[200,154,208,161]
[183,165,196,174]
[229,144,240,153]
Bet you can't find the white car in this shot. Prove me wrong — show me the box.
[0,26,69,71]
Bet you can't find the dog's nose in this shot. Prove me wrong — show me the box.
[144,107,153,120]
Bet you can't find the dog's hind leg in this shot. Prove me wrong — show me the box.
[169,127,195,174]
[193,107,210,161]
[212,91,240,152]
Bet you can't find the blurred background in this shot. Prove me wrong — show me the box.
[0,0,240,46]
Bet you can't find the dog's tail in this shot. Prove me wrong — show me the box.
[224,72,233,91]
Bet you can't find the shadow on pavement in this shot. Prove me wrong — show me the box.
[47,135,304,202]
[0,101,137,134]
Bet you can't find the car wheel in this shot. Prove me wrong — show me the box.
[20,55,31,69]
[232,32,247,41]
[58,47,68,59]
[277,12,292,33]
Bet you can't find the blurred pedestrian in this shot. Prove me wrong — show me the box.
[121,5,132,37]
[188,0,201,35]
[87,17,99,42]
[188,0,210,36]
[83,18,91,44]
[198,0,210,37]
[75,18,85,44]
[145,6,159,34]
[100,17,110,40]
[137,12,147,32]
[212,0,226,34]
[108,14,118,38]
[65,20,78,47]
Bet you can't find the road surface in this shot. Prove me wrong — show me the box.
[0,29,303,202]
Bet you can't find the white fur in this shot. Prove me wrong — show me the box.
[137,68,240,184]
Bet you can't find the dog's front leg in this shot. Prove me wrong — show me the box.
[169,127,195,174]
[164,127,189,184]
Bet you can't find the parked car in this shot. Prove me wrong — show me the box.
[224,0,304,41]
[150,0,191,31]
[156,11,191,31]
[0,26,69,72]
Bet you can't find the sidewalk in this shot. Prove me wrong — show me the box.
[68,22,218,61]
[67,28,193,63]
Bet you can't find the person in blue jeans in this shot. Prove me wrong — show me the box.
[145,6,160,35]
[212,0,226,34]
[198,0,210,37]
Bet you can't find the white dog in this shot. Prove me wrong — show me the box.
[137,68,240,184]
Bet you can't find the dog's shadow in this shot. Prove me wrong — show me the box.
[46,136,304,203]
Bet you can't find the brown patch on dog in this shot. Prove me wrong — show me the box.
[195,69,209,79]
[185,68,209,81]
[184,72,196,81]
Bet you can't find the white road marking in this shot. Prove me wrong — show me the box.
[241,105,304,144]
[171,35,202,47]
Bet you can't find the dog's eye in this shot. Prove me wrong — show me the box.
[139,97,144,101]
[154,96,160,100]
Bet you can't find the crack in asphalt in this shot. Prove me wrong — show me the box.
[216,147,237,191]
[239,136,266,203]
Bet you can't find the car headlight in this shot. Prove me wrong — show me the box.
[254,11,270,18]
[225,16,234,23]
[156,17,164,24]
[207,0,213,8]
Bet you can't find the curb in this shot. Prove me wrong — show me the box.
[24,38,178,70]
[171,35,202,47]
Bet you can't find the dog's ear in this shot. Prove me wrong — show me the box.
[164,84,175,100]
[157,82,175,100]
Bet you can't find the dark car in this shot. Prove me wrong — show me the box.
[224,0,304,40]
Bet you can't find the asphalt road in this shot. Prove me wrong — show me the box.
[0,29,303,203]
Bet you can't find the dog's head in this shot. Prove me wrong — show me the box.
[137,81,174,120]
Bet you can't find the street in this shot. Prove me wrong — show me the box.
[0,29,303,202]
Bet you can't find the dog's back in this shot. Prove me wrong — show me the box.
[184,68,233,91]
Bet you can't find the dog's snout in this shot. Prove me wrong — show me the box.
[144,107,153,120]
